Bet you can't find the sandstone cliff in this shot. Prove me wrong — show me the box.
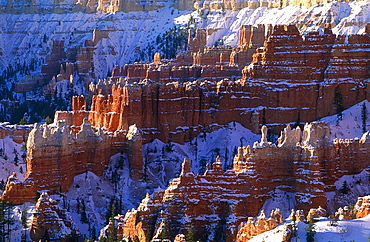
[0,0,194,14]
[113,123,370,242]
[30,192,80,241]
[355,195,370,219]
[1,118,144,204]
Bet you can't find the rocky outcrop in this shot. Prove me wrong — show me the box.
[306,207,327,221]
[30,192,80,241]
[114,123,370,242]
[193,0,345,10]
[355,195,370,219]
[80,25,370,141]
[0,0,194,14]
[243,24,369,82]
[1,118,144,204]
[334,206,353,220]
[236,209,283,241]
[0,123,32,143]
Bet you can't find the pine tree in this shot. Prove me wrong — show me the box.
[334,86,344,122]
[361,102,367,133]
[21,203,28,241]
[80,199,88,223]
[339,180,350,194]
[106,204,117,242]
[186,227,196,242]
[45,116,53,125]
[21,204,28,229]
[0,202,14,242]
[291,211,297,237]
[18,117,27,125]
[305,219,316,242]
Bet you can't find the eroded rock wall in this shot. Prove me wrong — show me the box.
[1,118,144,204]
[116,123,370,242]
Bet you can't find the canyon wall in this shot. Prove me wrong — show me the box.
[30,192,80,241]
[3,24,369,205]
[0,0,190,13]
[0,123,32,143]
[193,0,367,10]
[114,123,370,242]
[83,24,370,142]
[1,0,368,14]
[1,118,144,205]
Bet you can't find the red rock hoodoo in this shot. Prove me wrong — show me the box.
[30,192,80,241]
[113,123,370,242]
[2,24,369,215]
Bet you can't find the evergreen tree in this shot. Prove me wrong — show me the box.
[80,199,88,223]
[186,226,196,242]
[21,204,28,230]
[291,211,297,237]
[361,102,367,133]
[18,117,27,125]
[0,202,14,242]
[262,108,266,125]
[305,219,316,242]
[106,204,117,242]
[158,225,169,240]
[334,86,344,122]
[45,116,53,124]
[339,180,350,194]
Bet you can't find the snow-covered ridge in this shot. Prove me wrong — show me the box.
[1,1,368,77]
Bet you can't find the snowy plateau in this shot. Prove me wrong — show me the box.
[0,0,370,241]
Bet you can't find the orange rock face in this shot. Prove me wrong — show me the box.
[30,192,80,241]
[115,123,370,242]
[236,209,283,241]
[1,119,143,204]
[243,24,369,82]
[0,123,31,143]
[2,25,369,229]
[355,195,370,219]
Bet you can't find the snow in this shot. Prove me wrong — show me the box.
[249,214,370,242]
[261,190,296,218]
[1,1,369,79]
[319,100,370,140]
[1,1,370,240]
[0,135,27,184]
[143,122,260,185]
[0,6,192,79]
[7,203,35,242]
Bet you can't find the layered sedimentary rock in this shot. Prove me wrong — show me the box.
[243,24,370,82]
[0,0,194,14]
[355,195,370,218]
[1,118,143,204]
[0,123,32,143]
[82,24,370,142]
[114,123,370,242]
[193,0,324,10]
[30,192,80,241]
[3,24,369,207]
[236,209,284,241]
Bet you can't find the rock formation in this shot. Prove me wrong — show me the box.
[306,206,327,221]
[112,123,370,241]
[236,209,283,241]
[0,0,195,14]
[334,206,353,220]
[76,24,369,142]
[355,195,370,219]
[30,192,80,241]
[2,24,369,211]
[1,118,143,204]
[0,123,32,143]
